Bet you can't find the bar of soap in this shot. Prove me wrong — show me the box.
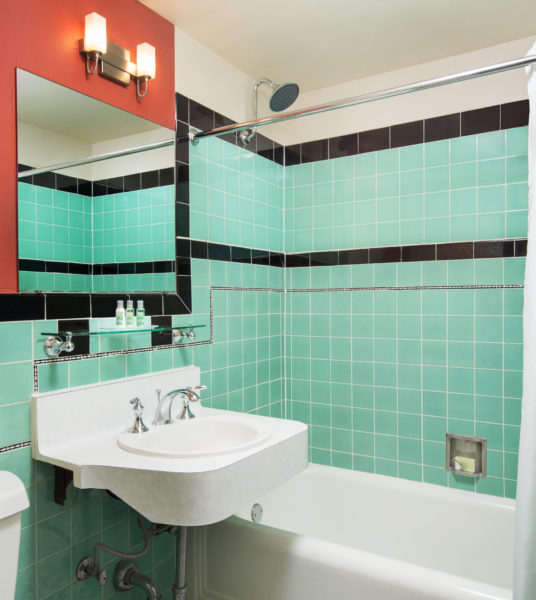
[454,456,476,473]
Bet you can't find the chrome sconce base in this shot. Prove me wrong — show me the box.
[43,332,74,358]
[79,39,152,98]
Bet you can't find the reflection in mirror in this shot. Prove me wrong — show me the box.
[16,69,175,294]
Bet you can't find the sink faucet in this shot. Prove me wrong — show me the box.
[152,385,207,426]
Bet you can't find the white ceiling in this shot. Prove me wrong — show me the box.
[140,0,536,91]
[17,70,168,142]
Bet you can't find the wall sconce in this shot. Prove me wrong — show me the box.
[79,12,156,98]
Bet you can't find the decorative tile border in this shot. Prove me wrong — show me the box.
[0,441,31,454]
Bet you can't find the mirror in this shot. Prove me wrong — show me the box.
[16,69,175,294]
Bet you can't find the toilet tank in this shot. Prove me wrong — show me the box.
[0,471,30,600]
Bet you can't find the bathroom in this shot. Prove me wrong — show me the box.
[1,0,536,598]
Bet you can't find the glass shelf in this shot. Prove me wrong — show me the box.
[41,324,206,337]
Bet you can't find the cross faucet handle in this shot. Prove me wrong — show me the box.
[128,397,149,433]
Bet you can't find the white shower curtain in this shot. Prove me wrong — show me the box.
[513,41,536,600]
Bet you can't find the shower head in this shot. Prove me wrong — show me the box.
[269,82,300,112]
[240,77,300,145]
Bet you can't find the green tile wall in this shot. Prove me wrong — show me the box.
[3,118,530,599]
[285,127,528,252]
[286,258,523,497]
[18,183,175,293]
[189,135,284,252]
[92,186,175,265]
[1,257,283,599]
[18,183,92,264]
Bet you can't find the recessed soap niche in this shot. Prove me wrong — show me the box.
[445,433,487,478]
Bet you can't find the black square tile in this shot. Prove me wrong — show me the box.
[269,252,285,268]
[176,164,189,204]
[175,202,189,238]
[55,174,79,193]
[123,173,142,192]
[208,243,231,261]
[501,100,529,129]
[46,294,90,319]
[359,128,389,153]
[175,121,190,165]
[437,242,474,261]
[33,171,56,190]
[285,144,301,166]
[461,106,500,136]
[329,134,358,159]
[369,246,401,264]
[164,293,190,315]
[274,143,284,166]
[0,294,45,321]
[338,248,368,265]
[391,121,424,148]
[301,139,329,163]
[310,251,339,266]
[177,276,192,312]
[474,240,514,259]
[230,246,251,263]
[175,93,189,123]
[285,253,310,268]
[191,240,209,259]
[402,245,436,262]
[189,100,214,131]
[515,239,528,256]
[255,134,274,161]
[151,315,172,346]
[424,113,460,142]
[141,170,159,190]
[159,167,175,186]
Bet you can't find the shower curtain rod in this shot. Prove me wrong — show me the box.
[18,138,175,179]
[189,54,536,143]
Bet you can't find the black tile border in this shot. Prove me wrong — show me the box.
[18,165,175,196]
[286,238,527,268]
[19,259,175,276]
[283,100,529,165]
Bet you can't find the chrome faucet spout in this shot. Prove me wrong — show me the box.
[152,388,188,427]
[153,385,208,425]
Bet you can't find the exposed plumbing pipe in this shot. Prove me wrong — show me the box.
[173,526,189,600]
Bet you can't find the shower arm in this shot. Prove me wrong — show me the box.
[241,78,275,145]
[189,54,536,144]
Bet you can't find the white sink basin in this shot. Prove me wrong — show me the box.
[117,414,272,458]
[31,367,308,526]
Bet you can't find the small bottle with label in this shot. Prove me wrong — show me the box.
[125,300,135,327]
[136,300,145,327]
[115,300,126,328]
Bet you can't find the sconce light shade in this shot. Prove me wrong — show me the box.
[84,12,107,54]
[136,43,156,79]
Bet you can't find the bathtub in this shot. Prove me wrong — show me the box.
[187,463,514,600]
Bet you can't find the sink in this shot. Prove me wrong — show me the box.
[31,366,308,526]
[117,414,272,458]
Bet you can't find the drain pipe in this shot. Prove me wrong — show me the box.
[173,526,189,600]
